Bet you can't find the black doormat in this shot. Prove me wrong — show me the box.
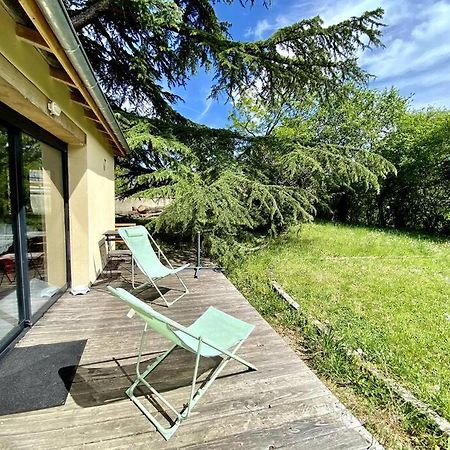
[0,340,86,415]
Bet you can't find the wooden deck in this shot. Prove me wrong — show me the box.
[0,264,381,449]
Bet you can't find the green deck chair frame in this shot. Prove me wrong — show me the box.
[107,286,257,440]
[118,226,189,307]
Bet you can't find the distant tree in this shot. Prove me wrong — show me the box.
[242,85,450,235]
[284,85,407,222]
[377,110,450,233]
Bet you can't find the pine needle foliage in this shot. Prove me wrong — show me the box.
[281,143,394,192]
[231,85,403,221]
[118,107,395,264]
[60,0,396,261]
[63,0,384,114]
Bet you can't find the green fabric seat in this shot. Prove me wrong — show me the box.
[107,286,256,440]
[175,307,254,357]
[118,226,189,306]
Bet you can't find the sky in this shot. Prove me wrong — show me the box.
[172,0,450,128]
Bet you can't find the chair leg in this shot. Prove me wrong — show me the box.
[131,257,137,288]
[179,338,256,420]
[126,326,181,440]
[130,257,189,307]
[130,258,152,291]
[1,268,15,284]
[175,272,189,298]
[157,273,189,307]
[135,274,188,308]
[125,327,256,440]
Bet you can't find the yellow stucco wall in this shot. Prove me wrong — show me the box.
[0,5,116,285]
[86,136,115,281]
[42,143,67,287]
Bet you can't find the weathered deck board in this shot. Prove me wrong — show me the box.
[0,265,381,449]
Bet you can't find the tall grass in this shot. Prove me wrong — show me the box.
[230,222,450,449]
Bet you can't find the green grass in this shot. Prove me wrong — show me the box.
[229,222,450,448]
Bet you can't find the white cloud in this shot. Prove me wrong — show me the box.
[411,1,450,39]
[245,10,309,40]
[244,0,450,108]
[246,19,272,39]
[245,1,408,42]
[296,0,450,108]
[197,97,213,121]
[318,0,389,26]
[385,66,450,90]
[360,1,450,93]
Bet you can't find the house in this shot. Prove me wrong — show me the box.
[0,0,128,355]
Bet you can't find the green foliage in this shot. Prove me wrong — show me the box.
[64,1,398,258]
[280,142,394,192]
[232,83,450,236]
[118,108,394,263]
[229,222,450,448]
[230,84,398,216]
[323,107,450,234]
[66,0,384,114]
[376,110,450,233]
[291,85,407,149]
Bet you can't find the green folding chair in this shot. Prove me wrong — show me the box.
[118,226,189,307]
[107,286,257,440]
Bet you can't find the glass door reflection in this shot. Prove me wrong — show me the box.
[0,126,20,341]
[23,135,66,316]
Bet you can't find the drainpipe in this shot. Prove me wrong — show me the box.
[35,0,129,153]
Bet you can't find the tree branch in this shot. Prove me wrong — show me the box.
[71,0,113,30]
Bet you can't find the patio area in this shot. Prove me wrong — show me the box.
[0,261,381,449]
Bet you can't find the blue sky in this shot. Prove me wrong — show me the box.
[173,0,450,127]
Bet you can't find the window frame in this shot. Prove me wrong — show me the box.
[0,102,71,356]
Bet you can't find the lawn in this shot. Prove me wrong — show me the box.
[229,222,450,436]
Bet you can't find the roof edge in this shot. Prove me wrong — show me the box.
[34,0,129,155]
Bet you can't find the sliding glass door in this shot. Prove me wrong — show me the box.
[23,136,67,316]
[0,125,20,344]
[0,105,69,354]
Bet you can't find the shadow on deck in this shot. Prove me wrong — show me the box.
[0,260,381,449]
